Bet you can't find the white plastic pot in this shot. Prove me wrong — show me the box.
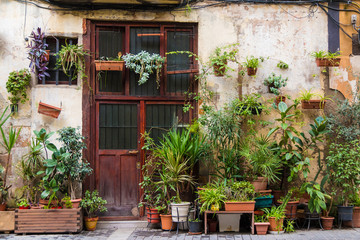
[218,213,242,232]
[171,202,191,222]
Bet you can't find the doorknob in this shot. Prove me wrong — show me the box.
[129,150,139,154]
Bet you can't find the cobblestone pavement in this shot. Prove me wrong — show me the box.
[128,227,360,240]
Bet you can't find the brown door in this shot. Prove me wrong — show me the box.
[96,102,140,218]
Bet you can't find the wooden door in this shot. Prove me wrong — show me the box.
[96,102,140,218]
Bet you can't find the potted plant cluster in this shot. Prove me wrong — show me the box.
[223,181,256,211]
[243,56,264,76]
[263,72,288,104]
[209,43,239,77]
[6,69,31,113]
[123,50,165,88]
[80,190,107,231]
[311,50,341,67]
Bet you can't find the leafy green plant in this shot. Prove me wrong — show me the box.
[243,56,264,69]
[80,190,107,218]
[55,41,89,81]
[301,182,329,214]
[57,127,92,200]
[326,140,360,206]
[284,220,295,233]
[297,89,320,101]
[62,195,73,208]
[263,73,288,96]
[277,61,289,69]
[254,214,268,223]
[17,198,29,208]
[123,51,165,87]
[6,69,31,109]
[224,181,256,202]
[209,43,239,76]
[311,50,340,59]
[198,188,226,213]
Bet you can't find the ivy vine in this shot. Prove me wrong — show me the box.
[6,69,31,106]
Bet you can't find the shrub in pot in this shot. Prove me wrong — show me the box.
[242,56,264,76]
[326,140,360,223]
[311,50,341,67]
[80,190,107,231]
[209,44,238,77]
[223,181,256,211]
[188,218,203,234]
[263,194,290,233]
[254,215,270,235]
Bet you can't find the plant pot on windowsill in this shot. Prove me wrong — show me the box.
[224,201,255,211]
[315,58,341,67]
[38,102,61,118]
[94,60,125,71]
[247,67,257,76]
[255,222,270,235]
[301,100,326,109]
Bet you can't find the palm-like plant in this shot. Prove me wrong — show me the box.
[198,188,226,213]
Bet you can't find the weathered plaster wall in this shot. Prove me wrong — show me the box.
[0,0,356,196]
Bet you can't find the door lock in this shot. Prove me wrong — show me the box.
[136,162,141,169]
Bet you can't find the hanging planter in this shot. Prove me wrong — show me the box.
[94,60,125,71]
[315,58,341,67]
[301,100,326,109]
[38,102,61,119]
[247,67,257,76]
[213,62,227,76]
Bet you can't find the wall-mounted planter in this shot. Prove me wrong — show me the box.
[213,62,227,76]
[247,67,257,76]
[94,60,125,71]
[38,102,61,118]
[301,100,326,109]
[315,58,340,67]
[275,96,286,105]
[44,50,50,62]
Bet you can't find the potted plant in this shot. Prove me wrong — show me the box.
[55,41,89,81]
[297,89,330,109]
[223,181,256,211]
[326,140,360,225]
[57,127,93,208]
[311,50,341,67]
[62,195,73,209]
[198,188,226,213]
[94,52,125,71]
[123,50,165,88]
[242,56,264,76]
[263,194,290,233]
[209,44,238,77]
[239,134,281,191]
[321,195,335,230]
[254,215,270,235]
[235,93,265,116]
[263,72,288,104]
[80,190,107,231]
[27,27,50,82]
[188,218,203,235]
[277,195,300,219]
[6,69,31,113]
[17,199,30,209]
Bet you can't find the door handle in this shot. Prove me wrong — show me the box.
[128,150,139,154]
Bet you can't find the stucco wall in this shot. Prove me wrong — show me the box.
[0,0,354,195]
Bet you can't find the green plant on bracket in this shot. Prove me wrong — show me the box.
[6,69,31,111]
[243,56,264,69]
[263,73,288,96]
[209,43,239,76]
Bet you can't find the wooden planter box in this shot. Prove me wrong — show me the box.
[38,102,62,118]
[315,58,341,67]
[94,60,125,71]
[15,208,82,234]
[0,210,15,232]
[301,100,326,109]
[224,201,255,211]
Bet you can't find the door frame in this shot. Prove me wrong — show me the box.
[82,19,198,220]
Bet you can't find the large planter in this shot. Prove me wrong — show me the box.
[15,208,82,234]
[218,213,241,232]
[38,102,62,119]
[94,60,125,71]
[224,201,255,211]
[315,58,341,67]
[338,205,353,221]
[278,200,299,218]
[255,222,270,235]
[188,220,203,234]
[171,202,190,222]
[0,210,15,232]
[251,177,267,191]
[268,217,284,231]
[84,216,99,231]
[255,195,273,209]
[301,100,326,109]
[146,207,160,224]
[321,216,334,230]
[160,214,176,230]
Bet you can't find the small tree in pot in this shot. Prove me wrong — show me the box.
[80,190,107,231]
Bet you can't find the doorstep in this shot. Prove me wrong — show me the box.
[97,220,148,229]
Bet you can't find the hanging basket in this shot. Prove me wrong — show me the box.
[38,102,62,119]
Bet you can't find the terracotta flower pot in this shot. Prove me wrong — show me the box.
[315,58,340,67]
[224,201,255,211]
[321,216,334,230]
[213,61,227,77]
[38,102,62,118]
[352,207,360,228]
[0,203,6,211]
[44,50,50,61]
[160,214,176,230]
[268,217,284,231]
[250,177,267,191]
[70,199,82,209]
[277,201,299,218]
[146,208,160,224]
[255,222,270,235]
[301,100,326,109]
[247,67,257,76]
[275,96,286,105]
[84,216,99,231]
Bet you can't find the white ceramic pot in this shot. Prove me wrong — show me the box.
[171,202,191,223]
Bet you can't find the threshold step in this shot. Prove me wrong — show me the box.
[97,220,148,229]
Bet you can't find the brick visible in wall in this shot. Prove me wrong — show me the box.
[352,34,360,55]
